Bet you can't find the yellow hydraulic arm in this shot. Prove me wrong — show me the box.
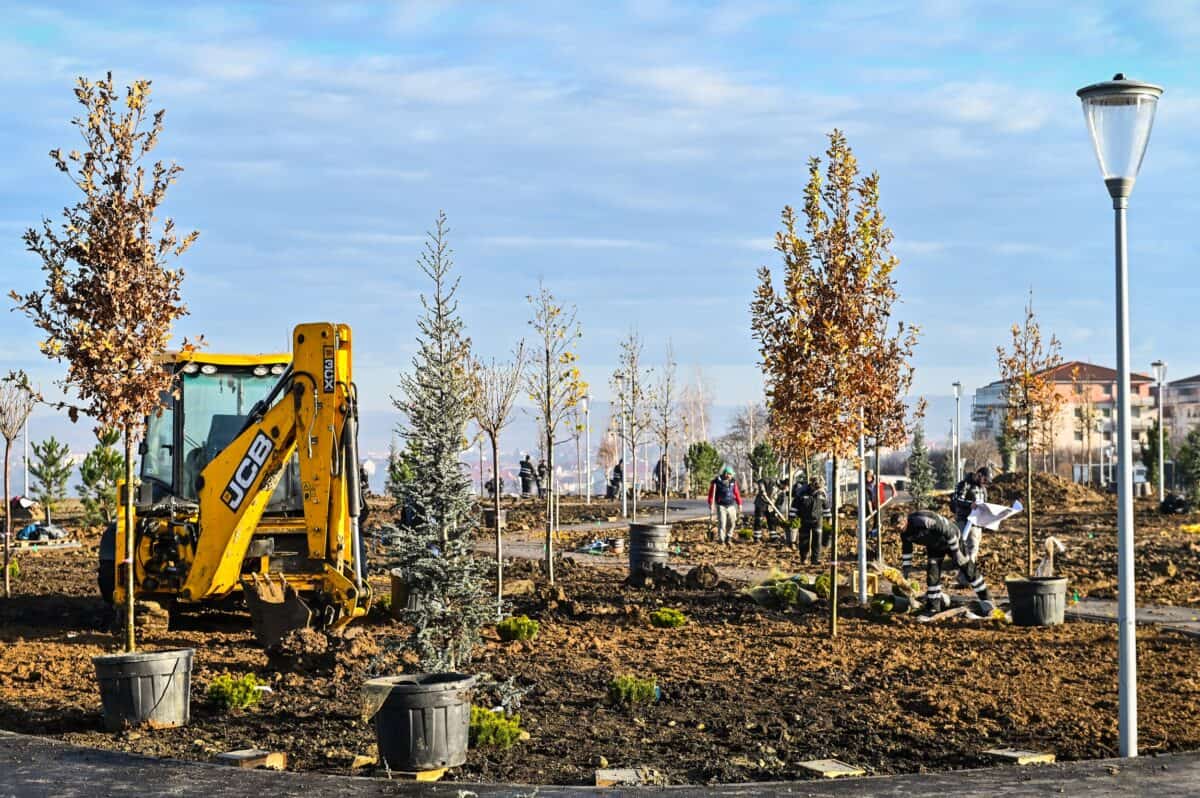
[179,322,367,627]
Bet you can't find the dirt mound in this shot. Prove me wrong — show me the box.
[991,472,1108,509]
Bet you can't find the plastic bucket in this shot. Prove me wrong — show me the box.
[366,673,475,772]
[629,523,670,583]
[93,648,194,731]
[1006,577,1068,627]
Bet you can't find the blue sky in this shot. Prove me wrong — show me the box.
[2,0,1198,466]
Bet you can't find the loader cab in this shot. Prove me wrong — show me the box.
[139,352,302,512]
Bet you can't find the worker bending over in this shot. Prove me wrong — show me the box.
[900,510,995,617]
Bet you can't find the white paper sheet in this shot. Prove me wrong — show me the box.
[967,499,1024,531]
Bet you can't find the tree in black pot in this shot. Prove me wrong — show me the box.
[376,212,492,773]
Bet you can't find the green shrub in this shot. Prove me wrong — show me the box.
[5,558,18,581]
[470,705,525,748]
[497,615,540,642]
[649,607,687,628]
[207,673,263,711]
[608,674,658,706]
[770,580,800,606]
[813,573,832,599]
[736,528,754,541]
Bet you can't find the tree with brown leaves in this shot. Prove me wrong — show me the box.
[470,342,527,614]
[751,130,917,636]
[526,284,585,584]
[0,374,39,598]
[11,74,198,651]
[996,291,1063,575]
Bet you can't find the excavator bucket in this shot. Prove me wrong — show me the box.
[241,573,314,649]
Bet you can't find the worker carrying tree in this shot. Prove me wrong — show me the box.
[707,465,742,546]
[901,509,995,618]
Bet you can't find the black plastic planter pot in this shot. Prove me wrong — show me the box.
[628,523,671,585]
[93,648,194,732]
[1006,577,1068,627]
[364,673,475,772]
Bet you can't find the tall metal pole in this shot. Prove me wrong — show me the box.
[22,417,28,496]
[585,397,591,505]
[1113,196,1137,758]
[954,382,962,482]
[856,432,867,604]
[1153,364,1166,501]
[620,395,628,519]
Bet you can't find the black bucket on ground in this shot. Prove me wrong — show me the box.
[366,673,475,772]
[629,523,671,584]
[93,648,194,732]
[1006,577,1068,627]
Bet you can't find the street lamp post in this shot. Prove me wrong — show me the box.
[1079,72,1161,758]
[952,381,962,483]
[583,394,591,505]
[1151,361,1167,501]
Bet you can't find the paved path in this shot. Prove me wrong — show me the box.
[2,731,1197,797]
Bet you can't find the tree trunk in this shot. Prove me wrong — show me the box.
[123,426,136,653]
[632,433,639,520]
[3,441,11,598]
[492,434,503,619]
[1026,413,1034,577]
[830,455,839,638]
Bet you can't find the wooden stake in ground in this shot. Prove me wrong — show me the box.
[11,74,198,652]
[0,375,38,598]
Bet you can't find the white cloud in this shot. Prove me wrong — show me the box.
[927,81,1055,134]
[621,65,779,109]
[480,236,658,250]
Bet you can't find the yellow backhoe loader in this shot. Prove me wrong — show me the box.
[99,322,370,646]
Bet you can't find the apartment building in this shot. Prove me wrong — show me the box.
[971,361,1156,455]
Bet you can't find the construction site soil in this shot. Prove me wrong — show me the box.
[3,487,1200,786]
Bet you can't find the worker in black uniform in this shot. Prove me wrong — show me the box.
[900,509,995,617]
[519,455,536,497]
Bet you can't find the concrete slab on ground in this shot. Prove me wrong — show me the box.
[2,732,1200,797]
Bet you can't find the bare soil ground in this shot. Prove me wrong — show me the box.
[3,488,1200,786]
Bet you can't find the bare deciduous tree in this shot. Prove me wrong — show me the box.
[613,331,651,518]
[526,283,585,584]
[0,374,38,598]
[470,342,526,614]
[11,74,198,652]
[650,343,678,522]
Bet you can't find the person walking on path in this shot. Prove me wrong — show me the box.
[795,475,828,564]
[519,455,536,498]
[900,509,995,619]
[708,465,742,546]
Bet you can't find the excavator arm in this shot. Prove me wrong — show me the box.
[180,322,368,641]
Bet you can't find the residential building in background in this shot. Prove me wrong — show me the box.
[1165,373,1200,448]
[971,362,1156,477]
